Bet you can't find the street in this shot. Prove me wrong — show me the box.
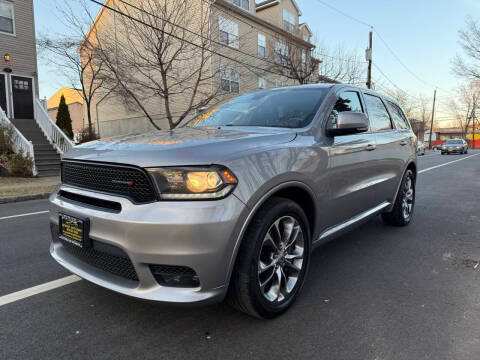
[1,151,480,360]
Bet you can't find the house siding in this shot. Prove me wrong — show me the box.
[86,0,312,137]
[0,0,39,118]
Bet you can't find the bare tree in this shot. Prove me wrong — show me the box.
[448,82,480,139]
[37,1,106,136]
[452,18,480,81]
[267,34,319,84]
[268,36,365,85]
[315,43,365,85]
[86,0,225,130]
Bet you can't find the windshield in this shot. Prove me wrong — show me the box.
[445,140,463,144]
[185,88,328,129]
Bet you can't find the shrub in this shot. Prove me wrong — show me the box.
[76,126,99,144]
[9,150,33,177]
[56,95,74,139]
[0,123,15,155]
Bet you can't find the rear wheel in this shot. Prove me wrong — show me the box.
[382,169,415,227]
[227,197,311,318]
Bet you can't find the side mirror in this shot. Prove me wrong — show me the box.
[326,111,369,137]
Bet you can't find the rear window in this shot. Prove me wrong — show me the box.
[386,101,410,130]
[185,88,328,129]
[364,94,393,131]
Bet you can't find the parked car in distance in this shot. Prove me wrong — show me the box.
[441,139,468,154]
[49,84,417,318]
[417,141,426,155]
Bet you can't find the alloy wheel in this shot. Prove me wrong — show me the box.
[402,177,414,220]
[257,216,305,303]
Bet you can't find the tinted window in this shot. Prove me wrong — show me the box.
[186,89,328,129]
[364,94,392,131]
[386,101,409,130]
[327,91,363,129]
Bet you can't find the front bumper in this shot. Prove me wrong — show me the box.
[443,148,462,153]
[49,185,247,304]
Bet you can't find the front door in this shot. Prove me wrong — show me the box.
[323,90,379,228]
[0,74,7,116]
[12,76,34,119]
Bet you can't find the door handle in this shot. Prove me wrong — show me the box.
[365,143,376,151]
[400,140,408,146]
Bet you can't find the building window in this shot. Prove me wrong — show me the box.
[258,33,266,57]
[219,17,239,48]
[232,0,249,11]
[220,66,240,93]
[274,41,289,66]
[275,79,287,88]
[0,0,14,35]
[258,76,266,89]
[303,34,308,42]
[301,50,306,72]
[13,79,29,91]
[282,9,295,34]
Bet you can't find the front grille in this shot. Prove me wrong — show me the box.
[61,161,157,203]
[60,237,139,282]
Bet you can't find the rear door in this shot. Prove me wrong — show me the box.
[363,94,411,205]
[323,89,379,228]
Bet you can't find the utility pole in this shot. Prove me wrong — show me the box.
[428,89,437,150]
[473,109,476,149]
[366,28,373,89]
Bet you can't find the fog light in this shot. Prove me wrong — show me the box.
[149,264,200,288]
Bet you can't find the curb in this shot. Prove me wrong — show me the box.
[0,192,52,204]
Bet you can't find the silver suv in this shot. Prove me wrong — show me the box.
[49,84,417,318]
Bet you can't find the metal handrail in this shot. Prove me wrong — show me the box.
[34,98,74,154]
[0,107,37,176]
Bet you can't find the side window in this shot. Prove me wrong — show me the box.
[327,91,363,129]
[386,101,409,130]
[364,94,392,131]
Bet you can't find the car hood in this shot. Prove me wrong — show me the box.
[64,127,297,167]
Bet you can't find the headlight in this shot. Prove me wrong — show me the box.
[456,146,460,149]
[442,146,446,149]
[147,166,237,200]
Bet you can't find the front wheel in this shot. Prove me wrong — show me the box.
[382,169,415,227]
[227,197,311,318]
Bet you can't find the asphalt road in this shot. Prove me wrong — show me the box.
[1,150,480,360]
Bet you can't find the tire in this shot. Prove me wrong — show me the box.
[465,150,468,154]
[227,197,311,318]
[441,152,445,155]
[382,169,415,227]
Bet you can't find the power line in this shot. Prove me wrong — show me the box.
[312,0,371,28]
[88,0,298,80]
[312,0,457,96]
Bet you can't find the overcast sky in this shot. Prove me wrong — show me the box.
[34,0,478,123]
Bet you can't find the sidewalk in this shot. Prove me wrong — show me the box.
[0,176,59,202]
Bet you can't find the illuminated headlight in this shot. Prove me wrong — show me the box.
[456,146,460,149]
[442,146,446,149]
[147,166,237,200]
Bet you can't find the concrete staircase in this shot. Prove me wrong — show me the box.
[12,119,61,177]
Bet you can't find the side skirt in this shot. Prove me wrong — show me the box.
[313,201,391,248]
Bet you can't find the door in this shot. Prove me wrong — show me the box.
[0,74,6,116]
[12,76,34,119]
[324,90,379,228]
[363,94,409,205]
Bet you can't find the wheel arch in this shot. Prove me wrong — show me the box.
[226,181,318,285]
[388,160,417,211]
